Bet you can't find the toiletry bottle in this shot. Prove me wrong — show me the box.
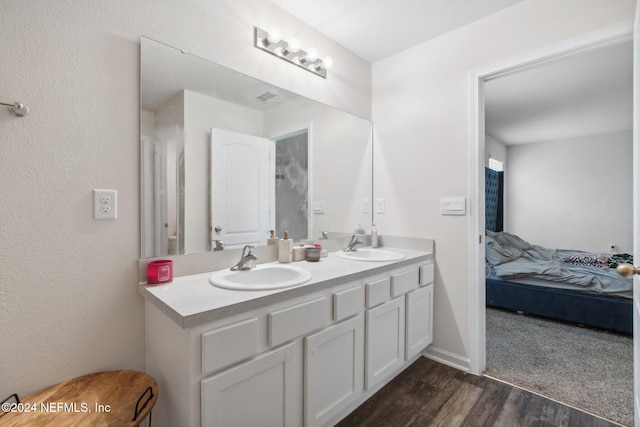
[293,244,306,261]
[355,223,366,239]
[279,231,293,263]
[267,230,279,245]
[371,222,378,248]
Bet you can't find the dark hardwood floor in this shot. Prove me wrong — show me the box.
[337,357,620,427]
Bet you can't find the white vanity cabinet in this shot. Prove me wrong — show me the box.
[365,296,405,389]
[406,285,433,360]
[143,252,433,427]
[304,313,365,427]
[202,342,298,427]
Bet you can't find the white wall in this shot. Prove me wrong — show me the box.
[506,130,632,253]
[485,134,507,166]
[372,0,635,368]
[0,0,370,400]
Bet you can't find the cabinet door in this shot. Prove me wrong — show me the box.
[201,342,297,427]
[304,314,364,427]
[406,285,433,360]
[365,297,405,390]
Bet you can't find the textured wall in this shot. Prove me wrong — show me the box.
[0,0,370,399]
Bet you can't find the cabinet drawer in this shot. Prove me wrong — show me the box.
[333,285,364,321]
[269,296,331,347]
[419,264,434,286]
[366,277,391,308]
[390,269,419,298]
[202,318,259,375]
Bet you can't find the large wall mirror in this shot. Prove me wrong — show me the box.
[140,37,373,258]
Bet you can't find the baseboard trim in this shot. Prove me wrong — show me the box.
[422,345,471,373]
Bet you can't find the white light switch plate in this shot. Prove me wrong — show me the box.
[441,197,465,215]
[313,201,326,214]
[362,199,371,214]
[375,198,385,214]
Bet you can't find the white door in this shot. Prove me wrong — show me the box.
[632,2,640,423]
[211,128,271,249]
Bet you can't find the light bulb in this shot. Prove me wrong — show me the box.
[322,56,334,69]
[287,37,300,53]
[306,48,319,62]
[267,27,282,44]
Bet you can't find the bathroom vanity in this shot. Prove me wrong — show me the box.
[138,246,433,427]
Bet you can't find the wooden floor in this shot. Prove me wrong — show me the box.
[337,357,620,427]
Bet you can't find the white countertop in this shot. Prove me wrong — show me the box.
[138,247,432,329]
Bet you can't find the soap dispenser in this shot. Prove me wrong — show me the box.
[371,222,378,248]
[267,230,279,245]
[279,231,293,263]
[354,223,366,239]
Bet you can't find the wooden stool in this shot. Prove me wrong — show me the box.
[0,370,157,426]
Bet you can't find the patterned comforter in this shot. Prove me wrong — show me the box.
[486,231,633,296]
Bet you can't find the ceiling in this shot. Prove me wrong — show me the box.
[485,40,633,145]
[142,38,299,112]
[270,0,526,62]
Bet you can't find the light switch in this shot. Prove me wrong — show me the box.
[313,201,326,214]
[362,199,371,214]
[375,198,385,214]
[441,197,466,216]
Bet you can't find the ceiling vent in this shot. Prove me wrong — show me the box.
[256,91,277,102]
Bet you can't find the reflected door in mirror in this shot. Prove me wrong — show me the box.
[211,128,271,249]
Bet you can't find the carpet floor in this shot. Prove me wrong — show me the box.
[484,307,633,426]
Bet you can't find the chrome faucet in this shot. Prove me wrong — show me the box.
[344,234,363,252]
[213,240,225,251]
[231,245,257,271]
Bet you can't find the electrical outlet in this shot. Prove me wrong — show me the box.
[94,189,117,220]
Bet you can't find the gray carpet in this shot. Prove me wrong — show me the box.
[484,308,633,426]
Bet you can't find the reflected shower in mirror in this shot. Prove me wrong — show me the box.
[140,37,373,258]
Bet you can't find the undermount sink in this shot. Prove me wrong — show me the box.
[209,263,312,291]
[336,248,405,262]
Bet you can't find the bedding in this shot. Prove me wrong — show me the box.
[485,231,633,298]
[485,231,633,334]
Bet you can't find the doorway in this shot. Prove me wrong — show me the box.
[273,128,312,242]
[468,20,635,422]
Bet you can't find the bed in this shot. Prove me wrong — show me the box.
[485,231,633,335]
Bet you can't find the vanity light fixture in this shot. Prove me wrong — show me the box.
[254,26,333,78]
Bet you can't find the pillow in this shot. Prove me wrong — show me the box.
[485,236,523,265]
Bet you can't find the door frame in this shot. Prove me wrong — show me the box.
[468,20,634,375]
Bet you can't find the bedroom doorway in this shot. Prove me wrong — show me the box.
[468,19,637,425]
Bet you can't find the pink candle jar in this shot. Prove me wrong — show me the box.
[147,260,173,284]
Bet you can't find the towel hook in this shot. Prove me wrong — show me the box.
[0,101,29,117]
